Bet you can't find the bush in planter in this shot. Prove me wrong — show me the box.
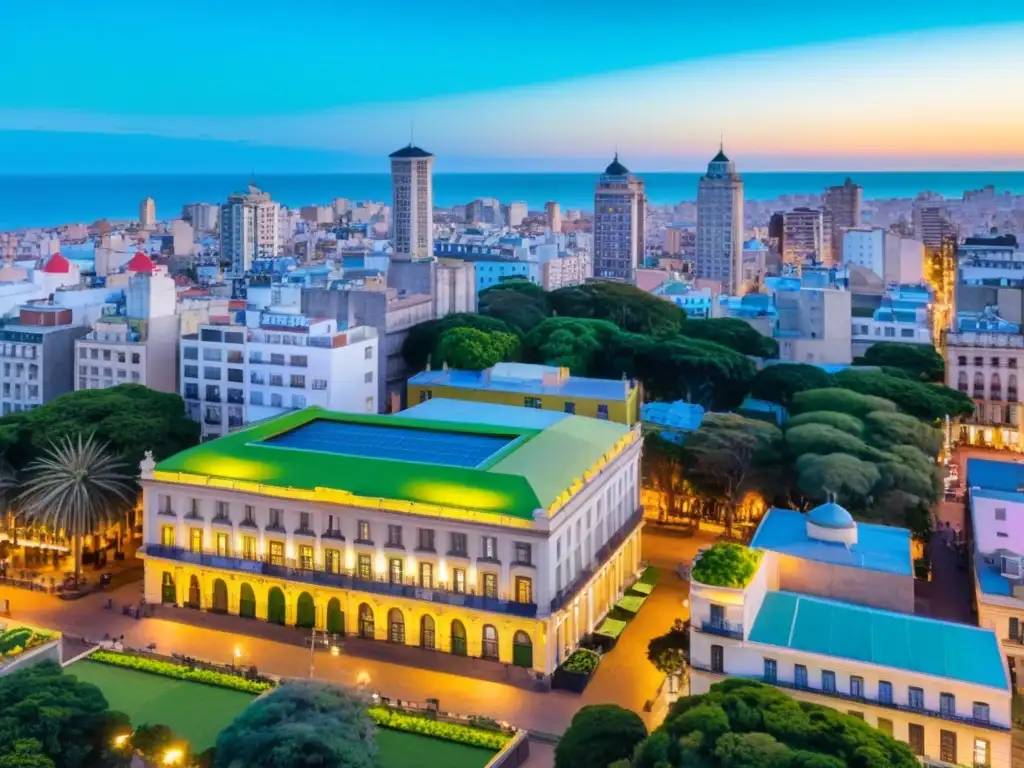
[560,649,600,674]
[90,651,273,694]
[367,707,511,751]
[555,705,646,768]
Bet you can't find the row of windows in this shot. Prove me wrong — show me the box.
[79,347,140,364]
[955,356,1020,368]
[0,343,37,358]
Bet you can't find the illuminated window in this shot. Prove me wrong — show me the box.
[189,528,202,553]
[242,536,256,560]
[269,540,284,566]
[160,525,174,547]
[215,532,228,556]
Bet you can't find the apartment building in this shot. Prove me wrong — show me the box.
[390,145,435,259]
[695,147,744,293]
[843,228,924,285]
[140,400,643,676]
[220,185,280,277]
[0,304,87,414]
[593,155,646,283]
[850,284,933,356]
[690,504,1011,768]
[782,207,833,266]
[408,362,641,426]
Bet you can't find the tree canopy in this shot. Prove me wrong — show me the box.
[749,364,834,410]
[554,704,647,768]
[215,682,377,768]
[477,280,551,333]
[857,342,945,383]
[790,388,897,419]
[400,313,515,372]
[521,318,621,375]
[833,369,974,421]
[679,318,779,359]
[548,282,686,335]
[0,385,199,473]
[633,679,918,768]
[433,327,519,370]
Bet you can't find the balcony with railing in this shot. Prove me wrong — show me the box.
[699,619,744,640]
[143,544,538,618]
[689,664,1008,732]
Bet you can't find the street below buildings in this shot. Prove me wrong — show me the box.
[0,525,713,739]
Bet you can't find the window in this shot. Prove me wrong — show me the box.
[299,545,313,570]
[387,524,403,548]
[450,532,467,556]
[597,404,609,420]
[876,718,893,736]
[242,535,256,560]
[190,528,202,553]
[364,346,373,360]
[452,567,466,593]
[160,525,174,547]
[358,520,371,542]
[900,328,914,338]
[908,686,925,709]
[215,532,229,556]
[973,702,990,723]
[514,542,532,565]
[418,389,432,403]
[939,692,955,716]
[215,500,229,520]
[821,670,836,692]
[878,680,893,704]
[364,371,373,384]
[312,378,327,390]
[974,737,990,767]
[158,494,172,514]
[481,536,498,560]
[482,572,498,598]
[325,549,341,574]
[564,401,575,414]
[365,396,374,412]
[419,562,433,588]
[289,374,305,388]
[908,724,925,756]
[269,540,284,566]
[763,658,777,683]
[515,576,533,603]
[939,730,957,764]
[299,511,311,531]
[250,391,264,406]
[243,505,255,525]
[389,558,403,584]
[996,507,1007,521]
[417,528,435,551]
[710,644,724,673]
[524,396,542,409]
[850,675,864,698]
[358,553,372,580]
[269,508,283,529]
[794,664,808,688]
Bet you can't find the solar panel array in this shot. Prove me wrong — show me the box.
[263,419,516,468]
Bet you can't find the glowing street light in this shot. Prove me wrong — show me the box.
[112,734,130,748]
[163,747,184,765]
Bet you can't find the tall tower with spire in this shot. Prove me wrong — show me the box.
[695,144,744,293]
[593,154,646,283]
[389,143,435,260]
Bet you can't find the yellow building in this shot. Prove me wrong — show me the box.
[140,401,643,677]
[407,362,640,426]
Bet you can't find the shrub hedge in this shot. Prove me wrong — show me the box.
[89,650,274,695]
[560,649,600,674]
[367,706,512,751]
[0,627,54,656]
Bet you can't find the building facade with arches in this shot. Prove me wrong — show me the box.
[140,401,644,677]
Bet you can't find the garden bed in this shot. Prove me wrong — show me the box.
[368,706,512,751]
[592,617,628,651]
[89,650,274,694]
[552,648,601,693]
[0,626,55,659]
[375,729,496,768]
[613,594,648,615]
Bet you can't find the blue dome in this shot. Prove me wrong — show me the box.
[808,502,855,529]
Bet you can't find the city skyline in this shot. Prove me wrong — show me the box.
[2,4,1023,173]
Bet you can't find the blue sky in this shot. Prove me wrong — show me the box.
[3,1,1024,173]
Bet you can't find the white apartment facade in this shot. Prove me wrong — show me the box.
[220,186,281,277]
[844,228,925,285]
[695,147,744,293]
[389,145,435,259]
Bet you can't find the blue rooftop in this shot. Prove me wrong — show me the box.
[967,457,1024,497]
[400,398,569,430]
[807,501,855,529]
[641,401,705,432]
[410,363,632,401]
[750,591,1009,690]
[751,508,912,576]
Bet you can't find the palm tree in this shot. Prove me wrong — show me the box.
[16,435,134,587]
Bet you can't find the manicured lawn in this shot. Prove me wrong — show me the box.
[68,659,255,751]
[375,728,496,768]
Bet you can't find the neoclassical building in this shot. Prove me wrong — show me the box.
[140,399,643,676]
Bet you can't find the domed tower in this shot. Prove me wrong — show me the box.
[696,143,744,294]
[593,153,646,283]
[805,498,858,548]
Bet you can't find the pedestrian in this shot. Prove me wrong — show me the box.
[954,523,962,546]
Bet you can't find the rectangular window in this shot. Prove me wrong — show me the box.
[364,346,373,360]
[597,404,609,420]
[878,680,893,704]
[763,658,777,683]
[939,692,955,716]
[908,724,925,756]
[160,525,175,547]
[189,528,202,552]
[794,664,808,688]
[417,528,435,551]
[524,396,542,409]
[514,542,532,565]
[216,500,229,520]
[299,511,311,531]
[515,576,533,603]
[269,540,284,566]
[325,549,340,574]
[215,532,228,556]
[419,562,433,589]
[939,730,956,764]
[710,644,724,673]
[450,532,467,556]
[269,508,283,528]
[243,505,255,525]
[973,702,990,724]
[876,718,893,737]
[358,520,371,542]
[564,401,576,414]
[298,545,313,570]
[974,737,990,767]
[481,536,498,559]
[908,686,925,709]
[821,670,836,693]
[482,572,498,598]
[242,535,256,560]
[387,524,403,547]
[452,567,466,594]
[850,675,864,698]
[357,553,372,580]
[389,558,404,584]
[997,507,1007,520]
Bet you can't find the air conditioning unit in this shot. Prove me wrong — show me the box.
[1001,554,1022,579]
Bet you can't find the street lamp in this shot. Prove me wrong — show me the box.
[163,748,184,765]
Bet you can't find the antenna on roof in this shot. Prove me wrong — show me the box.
[410,119,415,147]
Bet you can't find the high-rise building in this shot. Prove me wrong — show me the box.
[219,185,280,277]
[507,201,528,228]
[545,202,562,233]
[389,145,435,260]
[139,197,156,231]
[181,202,219,233]
[464,198,504,228]
[913,202,957,247]
[695,146,744,292]
[782,207,833,266]
[823,178,862,262]
[593,155,646,282]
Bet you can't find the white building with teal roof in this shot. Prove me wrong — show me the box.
[689,502,1012,768]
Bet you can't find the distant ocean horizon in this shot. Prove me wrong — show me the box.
[3,170,1024,231]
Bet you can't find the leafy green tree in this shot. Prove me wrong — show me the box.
[554,704,647,768]
[0,661,119,768]
[858,342,945,382]
[791,388,897,419]
[0,384,200,472]
[749,364,834,410]
[478,280,551,333]
[641,433,691,521]
[400,313,515,373]
[647,619,690,682]
[215,682,377,768]
[681,414,782,536]
[834,370,974,421]
[522,317,621,375]
[679,317,779,358]
[549,281,686,335]
[786,411,865,436]
[433,327,519,370]
[633,679,918,768]
[794,453,881,503]
[862,411,942,457]
[16,435,134,585]
[784,423,884,462]
[130,724,178,763]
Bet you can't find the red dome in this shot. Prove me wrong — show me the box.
[126,251,155,272]
[42,253,72,274]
